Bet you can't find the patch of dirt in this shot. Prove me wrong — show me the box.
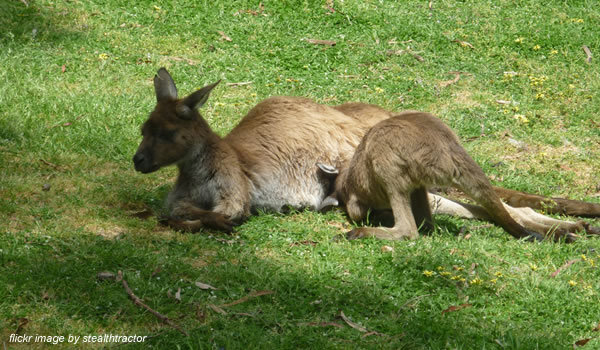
[84,223,125,239]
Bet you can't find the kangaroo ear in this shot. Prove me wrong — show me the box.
[181,80,221,111]
[154,68,178,102]
[317,162,339,176]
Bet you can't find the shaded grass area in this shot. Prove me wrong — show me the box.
[1,0,600,349]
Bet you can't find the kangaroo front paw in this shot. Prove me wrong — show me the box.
[206,213,235,233]
[345,228,365,240]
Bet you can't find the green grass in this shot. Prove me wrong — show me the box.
[1,0,600,349]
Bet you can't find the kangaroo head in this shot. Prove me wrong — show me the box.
[133,68,220,174]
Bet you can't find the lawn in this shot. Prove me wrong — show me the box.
[1,0,600,349]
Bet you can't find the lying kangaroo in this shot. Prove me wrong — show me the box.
[133,68,600,237]
[317,111,594,241]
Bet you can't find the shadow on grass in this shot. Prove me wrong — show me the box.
[0,222,568,350]
[0,1,86,45]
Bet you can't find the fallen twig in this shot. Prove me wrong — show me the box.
[118,271,188,336]
[219,290,275,308]
[226,81,253,87]
[300,321,344,328]
[441,303,472,315]
[217,31,232,42]
[550,259,580,278]
[439,72,461,88]
[582,45,592,64]
[208,304,227,315]
[386,49,424,62]
[339,310,368,332]
[39,158,60,169]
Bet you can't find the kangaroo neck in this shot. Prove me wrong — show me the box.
[177,130,223,180]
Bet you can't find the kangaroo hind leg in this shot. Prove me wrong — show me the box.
[346,192,419,241]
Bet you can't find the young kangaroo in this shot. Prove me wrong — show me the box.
[134,68,599,236]
[318,111,550,241]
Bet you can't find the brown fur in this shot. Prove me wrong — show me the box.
[323,112,555,241]
[134,68,599,234]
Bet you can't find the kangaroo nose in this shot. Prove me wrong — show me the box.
[133,153,145,165]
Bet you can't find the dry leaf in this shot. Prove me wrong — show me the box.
[208,304,227,315]
[15,317,29,333]
[61,65,66,73]
[441,303,472,315]
[453,40,474,49]
[339,311,368,332]
[41,291,49,300]
[381,245,394,252]
[217,31,232,42]
[550,259,579,278]
[593,322,600,332]
[195,282,218,290]
[97,271,116,281]
[574,338,592,347]
[305,39,336,46]
[582,45,592,64]
[175,288,182,302]
[219,290,274,308]
[495,100,512,105]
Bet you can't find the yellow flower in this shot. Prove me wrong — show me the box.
[494,271,503,278]
[423,270,435,277]
[535,93,545,100]
[514,37,524,44]
[568,84,576,89]
[98,53,109,60]
[440,271,451,277]
[550,49,558,55]
[533,45,541,51]
[470,277,483,285]
[569,280,577,287]
[451,275,462,281]
[437,266,445,271]
[374,87,384,94]
[513,114,529,124]
[529,264,538,271]
[489,278,498,284]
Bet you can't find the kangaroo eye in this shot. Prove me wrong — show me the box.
[158,129,176,141]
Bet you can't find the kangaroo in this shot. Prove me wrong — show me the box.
[133,68,599,236]
[316,111,583,242]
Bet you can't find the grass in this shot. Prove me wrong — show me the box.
[1,0,600,348]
